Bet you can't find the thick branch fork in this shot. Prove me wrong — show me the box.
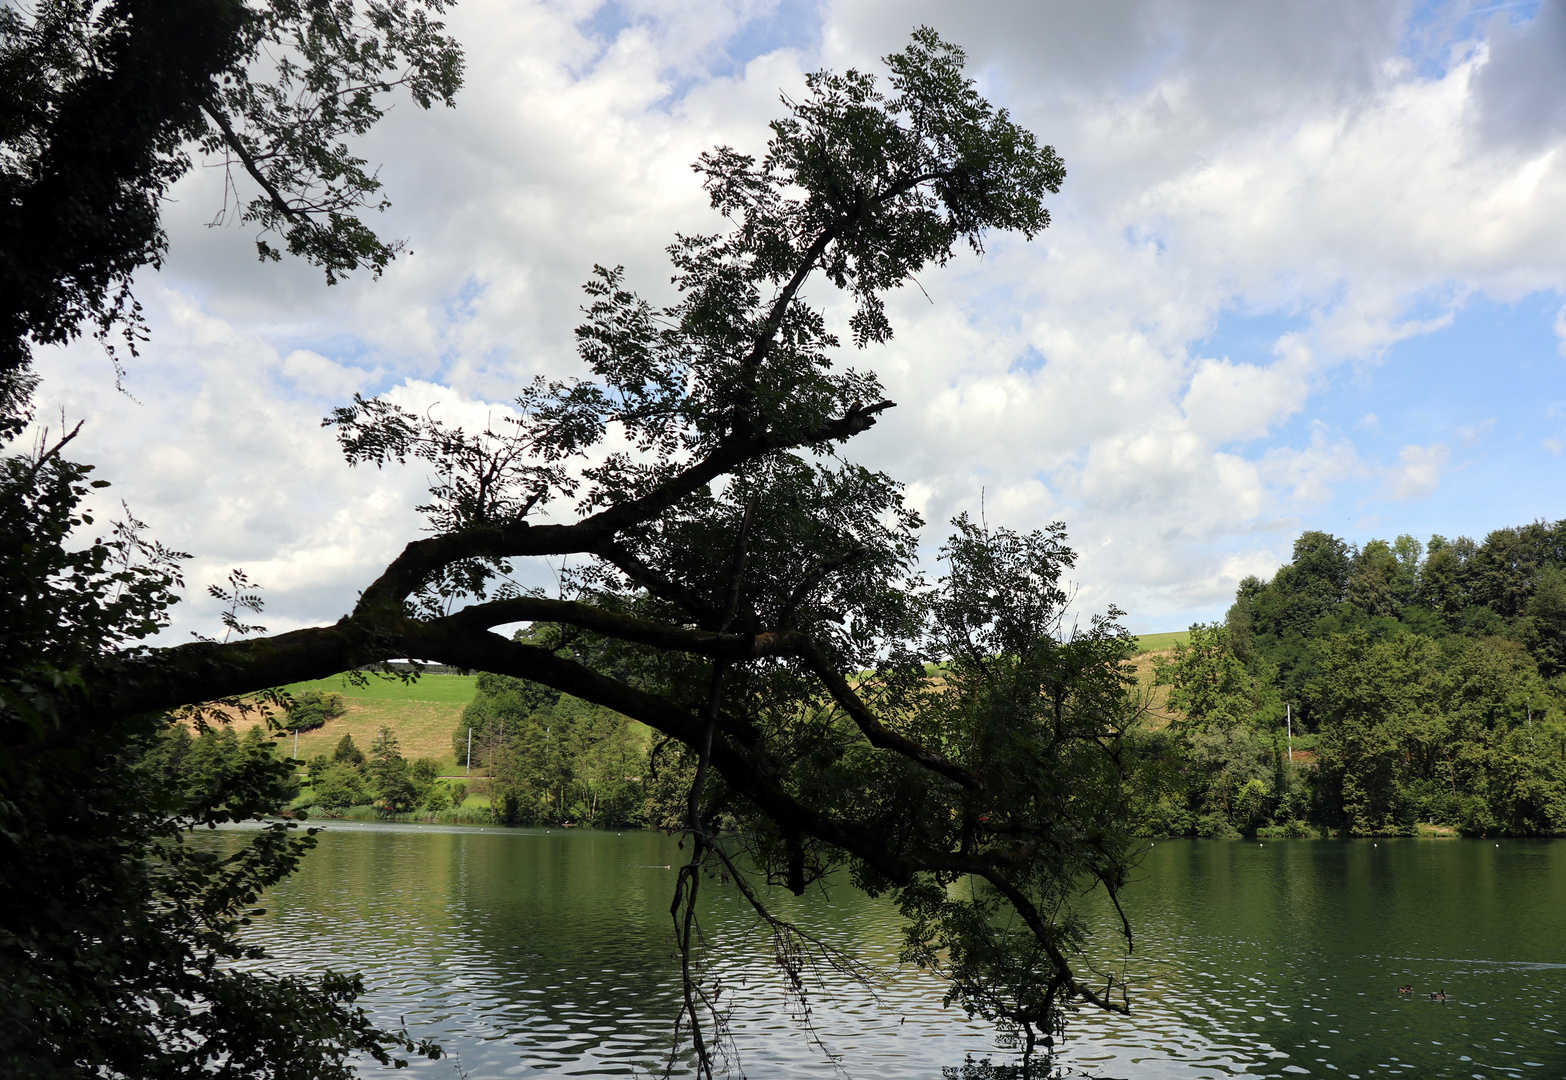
[56,378,1002,935]
[50,363,1111,1025]
[352,400,894,615]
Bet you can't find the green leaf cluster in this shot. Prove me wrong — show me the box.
[302,727,446,815]
[458,668,648,827]
[1139,522,1566,838]
[282,688,346,732]
[888,518,1145,1050]
[0,435,437,1075]
[0,424,187,736]
[0,0,463,375]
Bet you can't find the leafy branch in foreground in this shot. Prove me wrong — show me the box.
[0,419,438,1077]
[18,29,1149,1077]
[0,0,463,377]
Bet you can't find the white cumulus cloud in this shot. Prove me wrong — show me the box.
[26,0,1566,636]
[1386,442,1452,501]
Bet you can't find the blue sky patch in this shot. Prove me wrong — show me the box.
[1195,309,1310,368]
[577,0,822,97]
[1262,291,1566,547]
[1010,345,1047,375]
[1400,0,1540,80]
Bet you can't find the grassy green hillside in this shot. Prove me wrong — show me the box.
[224,673,479,774]
[1134,630,1189,654]
[236,643,1193,767]
[281,672,477,704]
[1127,632,1188,730]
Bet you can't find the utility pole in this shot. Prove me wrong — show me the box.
[293,726,298,761]
[1286,703,1294,765]
[466,726,473,775]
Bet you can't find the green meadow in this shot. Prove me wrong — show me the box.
[224,672,480,773]
[1133,630,1190,654]
[250,640,1193,772]
[281,671,478,704]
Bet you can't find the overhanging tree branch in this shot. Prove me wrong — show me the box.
[21,31,1134,1074]
[351,400,895,613]
[202,101,301,225]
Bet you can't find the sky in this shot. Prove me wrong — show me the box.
[29,0,1566,638]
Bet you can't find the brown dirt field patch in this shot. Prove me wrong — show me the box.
[1128,649,1182,729]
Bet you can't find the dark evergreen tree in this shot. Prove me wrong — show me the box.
[331,732,365,767]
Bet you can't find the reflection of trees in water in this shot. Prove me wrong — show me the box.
[244,829,687,1071]
[943,1052,1108,1080]
[946,1056,1028,1079]
[242,827,1011,1075]
[233,829,1566,1077]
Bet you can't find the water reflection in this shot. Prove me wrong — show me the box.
[240,823,1000,1077]
[233,826,1566,1078]
[1068,839,1566,1078]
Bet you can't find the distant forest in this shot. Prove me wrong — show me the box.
[456,672,657,829]
[1137,520,1566,838]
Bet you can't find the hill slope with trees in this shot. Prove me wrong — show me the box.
[1138,523,1566,837]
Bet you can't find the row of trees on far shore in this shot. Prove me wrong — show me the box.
[302,729,463,816]
[1136,525,1566,838]
[454,670,651,828]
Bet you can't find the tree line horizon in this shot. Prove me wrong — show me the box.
[270,514,1566,843]
[1140,517,1566,840]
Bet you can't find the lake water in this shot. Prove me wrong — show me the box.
[233,824,1566,1079]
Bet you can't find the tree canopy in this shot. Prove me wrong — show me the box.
[7,28,1159,1073]
[1139,520,1566,841]
[0,0,463,384]
[1,5,461,1073]
[0,423,440,1077]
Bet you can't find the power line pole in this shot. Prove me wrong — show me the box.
[1286,703,1294,765]
[466,726,473,775]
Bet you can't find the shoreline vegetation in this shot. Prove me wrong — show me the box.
[183,517,1566,843]
[277,812,1481,839]
[283,810,1482,839]
[1126,524,1566,840]
[296,804,497,826]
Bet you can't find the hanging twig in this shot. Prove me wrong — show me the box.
[667,494,758,1078]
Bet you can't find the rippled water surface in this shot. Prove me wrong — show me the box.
[230,825,1566,1078]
